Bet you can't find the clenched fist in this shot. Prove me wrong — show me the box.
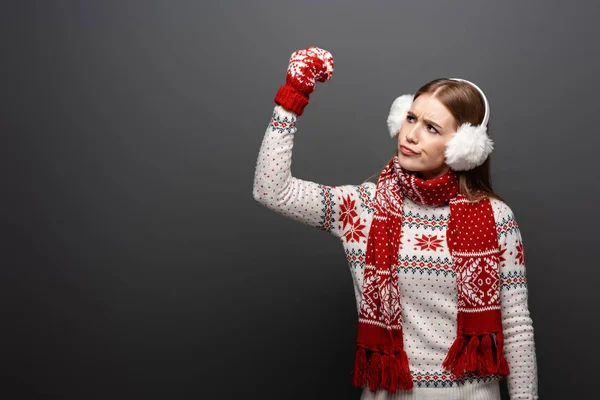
[274,46,334,116]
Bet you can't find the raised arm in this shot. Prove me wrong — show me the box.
[253,105,376,240]
[252,47,376,242]
[493,200,539,399]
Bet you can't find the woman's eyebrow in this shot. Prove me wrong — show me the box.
[408,111,443,130]
[424,119,442,130]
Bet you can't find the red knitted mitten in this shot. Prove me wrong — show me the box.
[274,46,334,116]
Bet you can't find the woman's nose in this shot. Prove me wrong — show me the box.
[406,126,417,142]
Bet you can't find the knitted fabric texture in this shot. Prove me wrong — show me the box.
[352,156,509,393]
[273,47,334,116]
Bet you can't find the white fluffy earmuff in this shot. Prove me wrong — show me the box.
[387,94,413,139]
[386,78,494,171]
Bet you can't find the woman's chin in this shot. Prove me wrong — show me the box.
[397,157,420,173]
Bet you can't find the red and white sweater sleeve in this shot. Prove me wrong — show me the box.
[252,105,375,241]
[494,200,539,399]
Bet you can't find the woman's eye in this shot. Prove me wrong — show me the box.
[427,125,439,134]
[406,115,415,122]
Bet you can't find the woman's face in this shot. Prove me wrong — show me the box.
[397,93,458,180]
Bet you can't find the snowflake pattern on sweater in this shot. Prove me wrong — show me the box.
[253,105,539,400]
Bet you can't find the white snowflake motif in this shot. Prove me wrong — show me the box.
[375,171,402,213]
[457,258,486,307]
[359,270,379,320]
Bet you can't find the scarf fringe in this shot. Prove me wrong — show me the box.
[477,333,496,375]
[441,335,465,371]
[465,335,479,371]
[352,347,414,392]
[397,347,413,390]
[442,333,510,378]
[368,353,383,391]
[495,332,510,375]
[352,347,367,387]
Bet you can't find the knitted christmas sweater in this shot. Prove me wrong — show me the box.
[252,105,539,400]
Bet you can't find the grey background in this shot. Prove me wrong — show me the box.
[3,0,599,399]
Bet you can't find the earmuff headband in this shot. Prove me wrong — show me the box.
[449,78,490,127]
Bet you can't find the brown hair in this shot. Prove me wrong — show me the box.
[412,78,504,202]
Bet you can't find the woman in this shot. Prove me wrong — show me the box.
[252,47,538,400]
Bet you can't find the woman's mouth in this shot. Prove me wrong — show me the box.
[400,145,418,156]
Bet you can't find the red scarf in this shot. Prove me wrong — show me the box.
[351,156,509,393]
